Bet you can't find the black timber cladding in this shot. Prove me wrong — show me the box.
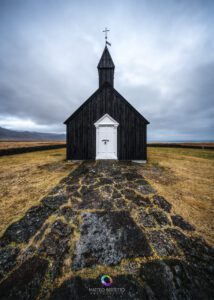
[65,83,149,160]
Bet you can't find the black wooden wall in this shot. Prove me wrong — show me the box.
[65,84,148,160]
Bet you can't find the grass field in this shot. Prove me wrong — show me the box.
[141,147,214,245]
[0,147,213,245]
[0,140,65,150]
[0,149,79,236]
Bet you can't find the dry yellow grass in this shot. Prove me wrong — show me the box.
[0,149,79,236]
[1,146,213,247]
[141,147,214,246]
[0,140,65,150]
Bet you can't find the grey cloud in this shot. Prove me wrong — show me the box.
[0,0,213,139]
[120,62,214,140]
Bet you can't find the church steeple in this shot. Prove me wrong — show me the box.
[97,46,115,88]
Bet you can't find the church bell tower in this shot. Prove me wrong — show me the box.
[97,46,115,88]
[97,28,115,88]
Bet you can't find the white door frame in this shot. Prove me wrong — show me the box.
[94,113,119,160]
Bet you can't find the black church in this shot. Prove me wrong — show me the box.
[64,43,149,161]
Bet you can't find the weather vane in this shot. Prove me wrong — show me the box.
[103,27,111,46]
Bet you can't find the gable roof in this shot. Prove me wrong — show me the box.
[97,46,115,69]
[64,88,100,124]
[112,87,150,124]
[64,83,149,124]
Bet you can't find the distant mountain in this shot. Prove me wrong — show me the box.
[0,127,65,141]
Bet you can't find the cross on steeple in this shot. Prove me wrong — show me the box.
[102,27,111,46]
[103,27,109,41]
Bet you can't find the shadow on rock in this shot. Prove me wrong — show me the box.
[0,256,48,300]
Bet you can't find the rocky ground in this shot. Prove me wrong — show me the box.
[0,160,213,299]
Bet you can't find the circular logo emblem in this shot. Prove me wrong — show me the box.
[101,274,113,287]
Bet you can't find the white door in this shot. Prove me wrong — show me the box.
[95,113,119,160]
[97,126,115,159]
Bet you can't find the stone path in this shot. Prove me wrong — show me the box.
[0,161,213,299]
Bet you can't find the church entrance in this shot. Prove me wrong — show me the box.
[94,114,119,160]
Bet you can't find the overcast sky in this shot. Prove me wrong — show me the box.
[0,0,213,141]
